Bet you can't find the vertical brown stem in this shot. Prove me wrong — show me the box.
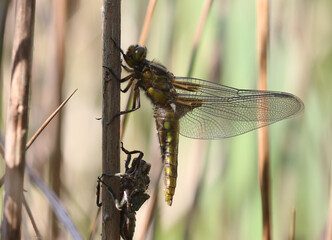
[290,208,296,240]
[1,0,35,238]
[326,158,332,240]
[48,0,67,238]
[102,0,121,239]
[138,0,157,46]
[0,0,10,116]
[256,0,271,240]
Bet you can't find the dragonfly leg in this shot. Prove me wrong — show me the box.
[121,142,144,172]
[108,87,141,123]
[109,38,135,74]
[110,37,126,57]
[103,65,121,82]
[121,64,133,73]
[96,177,103,207]
[121,78,137,93]
[103,65,137,94]
[97,176,126,210]
[96,175,124,207]
[121,142,132,171]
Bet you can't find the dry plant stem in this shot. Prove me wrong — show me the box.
[136,166,163,240]
[23,195,42,239]
[0,89,75,237]
[121,0,157,139]
[1,0,35,238]
[256,0,271,239]
[26,164,83,239]
[187,0,214,77]
[290,208,296,240]
[184,3,215,235]
[102,0,121,239]
[88,208,101,240]
[26,89,77,150]
[138,0,157,46]
[0,141,4,158]
[0,174,4,187]
[326,160,332,240]
[184,142,209,240]
[48,2,67,237]
[0,0,10,96]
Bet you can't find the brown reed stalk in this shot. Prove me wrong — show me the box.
[1,0,35,238]
[326,161,332,240]
[187,0,214,77]
[48,1,67,238]
[0,89,76,237]
[139,0,157,46]
[0,0,10,104]
[184,1,215,237]
[120,0,156,139]
[0,143,4,187]
[256,0,271,239]
[102,0,121,239]
[290,208,296,240]
[120,0,157,140]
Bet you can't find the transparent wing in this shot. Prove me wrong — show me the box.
[174,77,304,139]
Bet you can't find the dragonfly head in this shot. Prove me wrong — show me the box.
[124,45,147,68]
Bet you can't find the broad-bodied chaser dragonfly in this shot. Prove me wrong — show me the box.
[107,41,304,206]
[97,143,151,240]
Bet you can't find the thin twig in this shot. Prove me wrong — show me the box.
[23,195,42,239]
[256,0,271,240]
[102,0,121,239]
[26,89,77,150]
[139,0,157,46]
[25,164,83,240]
[1,89,76,237]
[88,208,101,240]
[25,89,78,239]
[2,0,36,238]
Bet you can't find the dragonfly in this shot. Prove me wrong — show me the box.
[97,142,151,240]
[106,40,304,206]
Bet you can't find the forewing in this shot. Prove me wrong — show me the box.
[174,77,304,139]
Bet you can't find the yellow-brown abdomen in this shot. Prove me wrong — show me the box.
[154,106,179,206]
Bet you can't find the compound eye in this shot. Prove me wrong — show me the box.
[133,46,147,62]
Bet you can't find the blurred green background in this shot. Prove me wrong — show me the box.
[1,0,331,239]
